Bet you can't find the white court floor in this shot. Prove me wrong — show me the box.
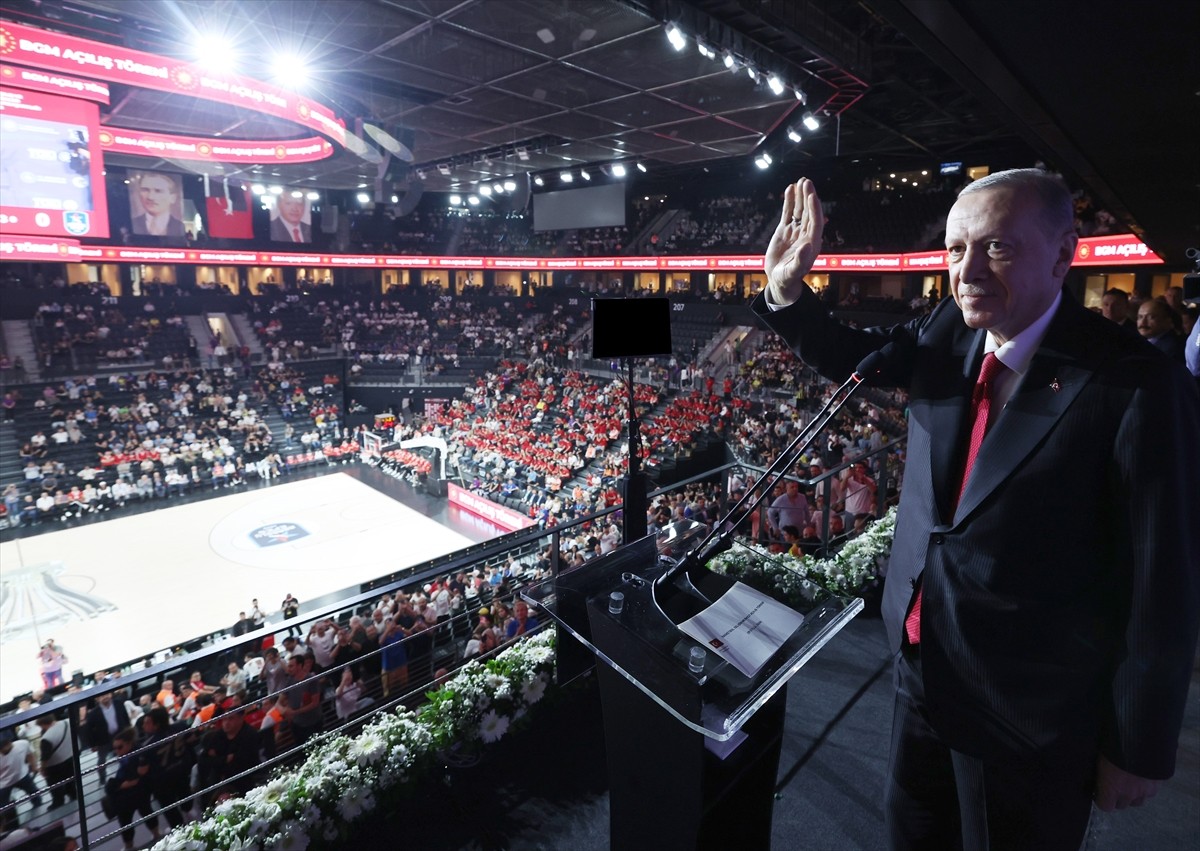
[0,473,476,700]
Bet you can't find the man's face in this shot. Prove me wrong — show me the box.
[1136,301,1171,338]
[139,174,177,216]
[514,601,529,620]
[1100,292,1129,323]
[277,195,306,226]
[945,186,1076,345]
[785,480,799,498]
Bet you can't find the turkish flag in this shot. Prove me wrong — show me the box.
[205,184,254,239]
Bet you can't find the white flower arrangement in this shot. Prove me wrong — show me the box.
[708,506,898,608]
[153,630,556,851]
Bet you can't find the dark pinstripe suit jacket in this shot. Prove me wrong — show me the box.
[753,286,1200,778]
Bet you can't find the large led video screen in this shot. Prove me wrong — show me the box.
[533,181,626,231]
[0,86,110,239]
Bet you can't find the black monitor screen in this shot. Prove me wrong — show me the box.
[591,298,673,358]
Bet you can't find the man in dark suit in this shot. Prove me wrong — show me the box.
[84,690,131,784]
[754,172,1199,849]
[1135,298,1185,362]
[270,193,312,243]
[130,171,186,237]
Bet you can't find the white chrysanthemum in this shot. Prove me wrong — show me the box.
[521,674,547,704]
[351,732,387,767]
[337,786,375,821]
[479,709,510,743]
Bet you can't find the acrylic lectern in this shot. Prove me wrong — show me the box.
[522,533,863,850]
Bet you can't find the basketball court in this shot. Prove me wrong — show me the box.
[0,472,492,699]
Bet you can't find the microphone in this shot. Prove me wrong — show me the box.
[651,342,900,615]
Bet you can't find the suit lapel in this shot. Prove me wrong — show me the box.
[953,299,1094,522]
[928,330,984,522]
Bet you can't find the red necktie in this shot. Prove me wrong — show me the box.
[292,226,303,243]
[905,352,1007,645]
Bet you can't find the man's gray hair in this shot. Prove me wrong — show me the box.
[958,168,1075,235]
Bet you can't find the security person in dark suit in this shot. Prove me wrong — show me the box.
[754,172,1200,849]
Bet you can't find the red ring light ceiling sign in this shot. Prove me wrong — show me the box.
[0,22,345,165]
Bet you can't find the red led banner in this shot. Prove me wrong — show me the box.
[0,85,110,239]
[1074,234,1161,266]
[0,233,81,260]
[0,22,345,146]
[64,236,1161,270]
[0,63,109,103]
[97,128,334,165]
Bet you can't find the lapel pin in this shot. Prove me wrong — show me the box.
[1050,378,1061,392]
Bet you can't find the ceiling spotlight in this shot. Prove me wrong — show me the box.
[794,87,807,104]
[665,24,686,52]
[516,147,530,161]
[580,170,591,181]
[193,33,237,72]
[270,53,308,88]
[746,66,759,83]
[560,171,574,183]
[612,163,627,177]
[437,163,451,176]
[492,182,504,194]
[356,192,371,204]
[786,126,802,143]
[449,195,462,205]
[723,51,735,69]
[504,180,516,191]
[696,40,715,59]
[479,184,492,196]
[306,191,320,201]
[534,176,545,186]
[290,190,303,198]
[802,111,820,131]
[754,152,773,170]
[268,185,283,195]
[636,162,647,173]
[767,75,785,96]
[250,184,266,195]
[467,195,480,206]
[391,194,400,203]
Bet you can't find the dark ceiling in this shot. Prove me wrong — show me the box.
[2,0,1195,263]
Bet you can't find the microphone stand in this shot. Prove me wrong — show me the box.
[651,346,893,616]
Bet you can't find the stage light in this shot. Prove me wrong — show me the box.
[250,184,266,195]
[767,75,785,96]
[290,190,303,198]
[517,147,530,161]
[794,88,807,104]
[479,184,492,196]
[723,51,735,69]
[437,163,451,176]
[534,176,545,186]
[636,162,647,173]
[560,171,574,183]
[356,192,370,204]
[504,180,517,191]
[390,194,399,203]
[449,195,462,205]
[612,163,627,177]
[193,33,236,72]
[306,191,320,201]
[754,152,773,170]
[580,170,591,181]
[786,126,802,143]
[493,182,504,194]
[268,185,283,195]
[665,24,686,52]
[467,195,480,206]
[746,66,759,82]
[270,53,308,88]
[696,40,715,59]
[802,111,820,131]
[921,170,929,176]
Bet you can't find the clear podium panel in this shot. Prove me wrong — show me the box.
[522,534,863,741]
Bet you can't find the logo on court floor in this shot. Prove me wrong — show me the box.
[250,523,309,547]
